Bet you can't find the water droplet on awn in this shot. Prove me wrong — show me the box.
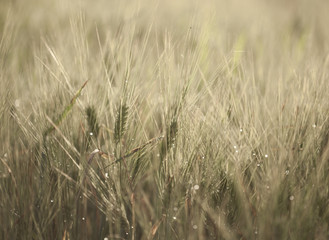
[15,99,21,107]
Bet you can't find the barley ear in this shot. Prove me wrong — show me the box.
[114,103,129,144]
[43,80,88,137]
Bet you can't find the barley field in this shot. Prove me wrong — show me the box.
[0,0,329,239]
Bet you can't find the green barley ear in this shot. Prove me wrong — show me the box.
[114,103,129,144]
[43,80,88,137]
[160,119,178,158]
[131,152,147,182]
[167,119,178,148]
[85,105,100,138]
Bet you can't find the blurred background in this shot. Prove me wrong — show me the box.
[1,0,329,97]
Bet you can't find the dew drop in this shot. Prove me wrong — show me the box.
[82,217,85,221]
[15,99,21,107]
[173,216,177,220]
[50,199,54,203]
[105,173,109,178]
[264,154,268,158]
[289,195,294,201]
[257,163,260,167]
[193,185,200,190]
[89,132,93,136]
